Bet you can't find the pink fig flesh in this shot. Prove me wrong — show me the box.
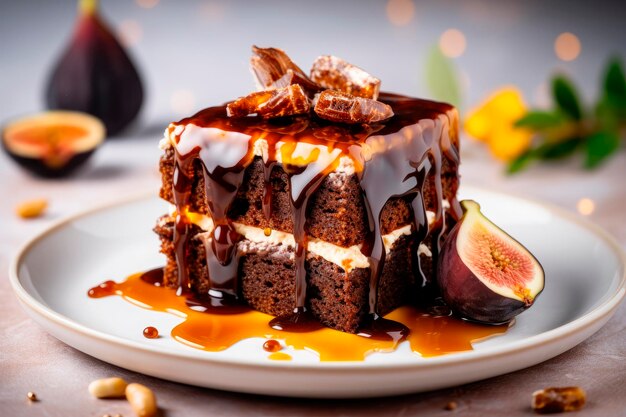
[437,200,544,324]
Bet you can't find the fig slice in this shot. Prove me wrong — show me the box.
[437,200,544,324]
[2,111,105,178]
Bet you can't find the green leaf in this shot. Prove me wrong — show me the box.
[595,99,620,132]
[552,75,583,120]
[506,148,537,174]
[425,45,461,108]
[603,57,626,107]
[537,138,580,160]
[584,131,620,169]
[514,111,566,130]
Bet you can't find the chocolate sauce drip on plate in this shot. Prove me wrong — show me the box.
[168,93,459,332]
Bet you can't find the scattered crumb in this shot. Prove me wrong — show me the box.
[444,401,457,411]
[532,386,586,414]
[26,391,37,402]
[16,199,48,219]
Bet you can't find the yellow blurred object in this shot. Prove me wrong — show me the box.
[464,87,533,161]
[16,199,48,219]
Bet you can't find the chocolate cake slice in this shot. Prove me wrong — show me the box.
[154,48,461,334]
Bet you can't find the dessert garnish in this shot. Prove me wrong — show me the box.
[438,200,544,324]
[88,377,128,399]
[88,378,158,417]
[15,199,48,219]
[2,111,104,177]
[250,46,320,94]
[230,46,393,123]
[226,84,310,118]
[531,386,586,414]
[126,383,158,417]
[46,0,143,136]
[310,55,381,99]
[313,90,393,123]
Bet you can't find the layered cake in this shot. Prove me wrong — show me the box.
[154,47,461,334]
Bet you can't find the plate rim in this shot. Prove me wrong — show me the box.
[9,186,626,372]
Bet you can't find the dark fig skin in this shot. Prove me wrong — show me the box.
[2,143,96,178]
[437,224,527,324]
[46,1,143,136]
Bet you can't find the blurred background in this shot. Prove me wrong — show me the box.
[0,0,624,237]
[2,0,626,118]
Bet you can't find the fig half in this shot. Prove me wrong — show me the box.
[2,111,105,178]
[437,200,544,324]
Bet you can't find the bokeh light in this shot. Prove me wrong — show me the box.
[554,32,581,62]
[439,29,467,58]
[171,90,196,115]
[576,198,595,216]
[117,20,143,47]
[386,0,415,27]
[135,0,159,9]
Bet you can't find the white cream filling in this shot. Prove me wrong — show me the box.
[173,209,433,273]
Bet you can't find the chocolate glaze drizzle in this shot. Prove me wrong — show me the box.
[167,93,461,334]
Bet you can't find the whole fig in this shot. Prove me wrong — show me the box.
[45,0,143,136]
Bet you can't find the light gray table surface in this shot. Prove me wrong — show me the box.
[1,1,625,416]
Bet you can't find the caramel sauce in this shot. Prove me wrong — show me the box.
[88,269,508,361]
[262,339,281,352]
[167,93,463,336]
[143,326,159,339]
[268,352,292,361]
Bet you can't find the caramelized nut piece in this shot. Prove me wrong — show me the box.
[311,55,381,100]
[531,386,586,414]
[250,46,319,94]
[126,383,157,417]
[16,199,48,219]
[88,377,128,399]
[227,84,310,119]
[313,90,393,124]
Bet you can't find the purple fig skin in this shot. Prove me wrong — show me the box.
[437,224,528,324]
[45,9,143,136]
[2,147,96,178]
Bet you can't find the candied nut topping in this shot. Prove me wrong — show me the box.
[227,84,310,119]
[250,46,319,95]
[313,90,394,124]
[229,46,395,124]
[531,386,586,414]
[310,55,381,100]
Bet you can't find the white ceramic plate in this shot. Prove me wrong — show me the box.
[9,187,626,398]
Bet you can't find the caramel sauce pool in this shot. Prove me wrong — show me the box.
[89,269,509,361]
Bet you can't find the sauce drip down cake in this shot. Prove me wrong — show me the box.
[154,47,461,335]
